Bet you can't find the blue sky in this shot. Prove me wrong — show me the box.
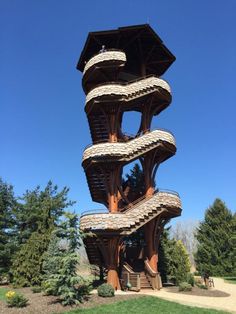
[1,0,236,222]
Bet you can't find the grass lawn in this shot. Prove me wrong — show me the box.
[63,296,228,314]
[223,276,236,284]
[0,287,9,301]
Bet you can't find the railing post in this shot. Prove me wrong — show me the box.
[137,274,141,291]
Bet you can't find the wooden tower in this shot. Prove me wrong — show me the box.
[77,25,182,290]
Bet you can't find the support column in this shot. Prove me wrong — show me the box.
[144,220,158,271]
[106,237,121,290]
[107,107,121,143]
[108,166,121,213]
[142,153,158,272]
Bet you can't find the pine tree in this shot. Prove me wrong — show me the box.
[14,181,74,244]
[42,213,88,305]
[124,163,145,199]
[0,178,17,278]
[195,199,235,276]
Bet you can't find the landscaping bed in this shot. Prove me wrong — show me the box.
[165,286,230,297]
[0,286,141,314]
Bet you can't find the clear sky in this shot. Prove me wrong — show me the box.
[1,0,236,222]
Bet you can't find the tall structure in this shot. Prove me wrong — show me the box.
[78,25,182,291]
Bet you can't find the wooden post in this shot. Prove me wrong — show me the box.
[106,237,121,290]
[142,153,158,272]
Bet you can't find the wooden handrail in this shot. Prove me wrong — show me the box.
[144,260,157,277]
[80,189,180,217]
[122,263,141,291]
[123,262,134,273]
[83,127,175,151]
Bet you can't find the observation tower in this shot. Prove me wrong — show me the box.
[78,24,182,291]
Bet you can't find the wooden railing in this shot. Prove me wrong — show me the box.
[144,260,162,290]
[83,127,175,151]
[121,263,141,291]
[80,189,180,217]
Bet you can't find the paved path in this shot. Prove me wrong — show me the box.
[140,278,236,313]
[93,278,236,313]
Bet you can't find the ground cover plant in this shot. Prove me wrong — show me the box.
[62,296,229,314]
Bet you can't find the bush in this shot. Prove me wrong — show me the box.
[31,286,42,293]
[178,282,192,292]
[97,283,114,297]
[186,273,195,287]
[6,291,28,307]
[42,279,58,296]
[77,283,92,297]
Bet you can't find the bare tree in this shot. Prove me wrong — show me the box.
[170,220,199,267]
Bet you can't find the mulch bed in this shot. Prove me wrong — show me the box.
[0,285,231,313]
[0,286,142,314]
[165,286,230,297]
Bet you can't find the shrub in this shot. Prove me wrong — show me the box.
[178,282,192,292]
[77,283,92,297]
[186,273,195,287]
[42,278,57,296]
[31,286,42,293]
[6,291,28,307]
[97,283,114,297]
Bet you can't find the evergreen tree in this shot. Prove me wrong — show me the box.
[167,240,191,284]
[195,199,235,276]
[11,227,52,286]
[42,232,63,278]
[0,178,17,278]
[42,213,88,305]
[11,182,74,286]
[158,231,191,284]
[14,181,74,244]
[158,228,171,283]
[124,163,145,197]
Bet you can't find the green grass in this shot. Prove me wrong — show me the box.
[0,287,9,301]
[63,296,228,314]
[223,276,236,284]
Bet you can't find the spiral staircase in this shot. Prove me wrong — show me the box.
[77,24,182,290]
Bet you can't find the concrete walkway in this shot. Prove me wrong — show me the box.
[92,278,236,312]
[140,278,236,313]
